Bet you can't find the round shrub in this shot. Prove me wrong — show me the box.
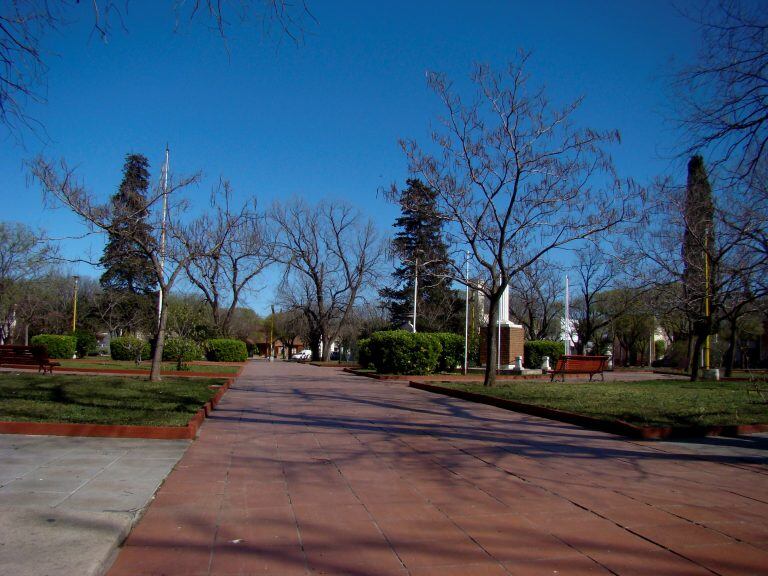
[524,340,564,369]
[432,332,464,372]
[357,337,371,368]
[30,334,77,359]
[368,330,441,375]
[162,337,202,362]
[73,329,99,357]
[205,338,248,362]
[110,336,151,361]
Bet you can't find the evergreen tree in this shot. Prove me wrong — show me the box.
[682,155,716,378]
[99,154,158,333]
[100,154,157,294]
[380,179,460,332]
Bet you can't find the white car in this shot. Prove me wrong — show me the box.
[291,350,311,361]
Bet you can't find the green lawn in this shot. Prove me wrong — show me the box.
[0,373,226,426]
[434,379,768,427]
[58,358,241,374]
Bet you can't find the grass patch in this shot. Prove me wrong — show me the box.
[435,379,768,427]
[0,373,225,426]
[58,358,241,374]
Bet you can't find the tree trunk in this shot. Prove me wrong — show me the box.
[724,319,737,378]
[322,334,331,362]
[689,333,705,381]
[483,292,500,387]
[149,296,169,382]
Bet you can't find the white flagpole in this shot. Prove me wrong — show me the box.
[564,274,570,355]
[463,251,469,374]
[157,146,169,329]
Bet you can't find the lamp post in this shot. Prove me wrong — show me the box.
[71,275,80,333]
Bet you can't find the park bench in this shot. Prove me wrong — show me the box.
[550,354,609,382]
[0,344,60,374]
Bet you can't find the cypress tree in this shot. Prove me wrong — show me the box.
[682,155,716,379]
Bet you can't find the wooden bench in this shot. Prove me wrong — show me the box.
[550,355,609,382]
[0,345,60,374]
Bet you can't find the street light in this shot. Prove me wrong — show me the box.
[71,275,80,333]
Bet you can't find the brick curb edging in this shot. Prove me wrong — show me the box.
[1,364,245,378]
[344,368,550,382]
[408,381,768,440]
[0,379,233,440]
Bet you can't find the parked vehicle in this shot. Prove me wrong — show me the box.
[291,350,311,361]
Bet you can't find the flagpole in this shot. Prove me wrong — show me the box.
[564,275,570,355]
[157,146,169,328]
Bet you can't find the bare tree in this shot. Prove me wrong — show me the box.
[271,199,384,361]
[183,181,274,337]
[29,156,241,381]
[632,172,767,380]
[507,258,562,340]
[676,0,768,187]
[0,222,56,343]
[401,55,635,386]
[1,1,313,137]
[568,244,639,355]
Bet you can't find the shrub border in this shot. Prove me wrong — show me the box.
[408,380,768,440]
[0,379,233,440]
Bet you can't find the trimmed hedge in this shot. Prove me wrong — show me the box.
[30,334,77,359]
[110,336,151,361]
[433,332,464,372]
[162,338,203,363]
[524,340,564,369]
[368,330,441,375]
[205,339,247,362]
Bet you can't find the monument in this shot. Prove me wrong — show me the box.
[479,284,525,370]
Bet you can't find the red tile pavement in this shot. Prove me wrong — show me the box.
[106,361,768,576]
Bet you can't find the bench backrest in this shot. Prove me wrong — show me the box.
[0,344,50,361]
[556,355,609,372]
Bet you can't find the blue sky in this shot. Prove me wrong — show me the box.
[1,1,701,314]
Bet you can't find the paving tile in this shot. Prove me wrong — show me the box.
[209,542,307,575]
[104,361,768,576]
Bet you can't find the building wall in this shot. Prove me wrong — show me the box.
[479,325,525,366]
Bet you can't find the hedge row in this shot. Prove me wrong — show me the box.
[204,339,248,362]
[524,340,564,368]
[110,336,152,361]
[30,334,77,359]
[359,331,464,375]
[162,338,203,362]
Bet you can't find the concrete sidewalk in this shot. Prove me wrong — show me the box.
[0,434,189,575]
[104,361,768,575]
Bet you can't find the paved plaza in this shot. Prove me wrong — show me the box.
[101,361,767,576]
[0,435,190,575]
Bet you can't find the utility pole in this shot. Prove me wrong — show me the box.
[463,251,469,375]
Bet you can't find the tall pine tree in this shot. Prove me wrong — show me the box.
[380,179,460,332]
[99,154,158,333]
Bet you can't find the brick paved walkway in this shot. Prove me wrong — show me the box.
[108,361,768,576]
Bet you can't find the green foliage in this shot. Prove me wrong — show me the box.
[524,340,564,368]
[99,154,158,295]
[73,329,98,357]
[357,337,371,368]
[367,330,441,375]
[205,338,247,362]
[30,334,77,359]
[654,340,666,359]
[162,338,202,363]
[432,332,464,372]
[110,336,151,361]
